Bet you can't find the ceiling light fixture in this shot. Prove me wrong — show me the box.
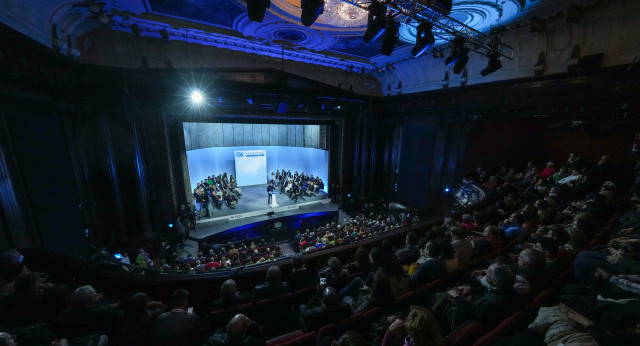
[363,0,387,43]
[481,52,502,76]
[411,21,435,57]
[247,0,270,23]
[301,0,325,26]
[381,20,400,56]
[445,37,469,74]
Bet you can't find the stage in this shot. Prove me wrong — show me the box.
[190,184,337,246]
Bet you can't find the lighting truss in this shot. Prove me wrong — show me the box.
[340,0,514,60]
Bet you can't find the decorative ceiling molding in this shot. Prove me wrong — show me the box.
[110,17,372,70]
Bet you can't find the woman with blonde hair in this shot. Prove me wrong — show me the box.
[382,305,444,346]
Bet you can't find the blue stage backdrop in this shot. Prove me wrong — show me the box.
[186,146,329,190]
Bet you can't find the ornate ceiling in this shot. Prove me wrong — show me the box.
[0,0,592,70]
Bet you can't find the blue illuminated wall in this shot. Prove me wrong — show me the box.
[186,146,329,191]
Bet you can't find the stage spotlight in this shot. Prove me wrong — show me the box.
[411,21,435,57]
[444,37,467,67]
[301,0,324,27]
[168,223,173,228]
[114,253,123,259]
[453,53,469,74]
[191,90,203,104]
[381,21,399,56]
[481,52,502,76]
[363,1,387,43]
[247,0,270,23]
[444,187,450,193]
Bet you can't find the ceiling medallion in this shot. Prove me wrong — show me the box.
[318,0,368,27]
[336,2,367,21]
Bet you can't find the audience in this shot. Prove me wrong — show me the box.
[3,151,635,345]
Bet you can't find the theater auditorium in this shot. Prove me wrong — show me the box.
[1,0,640,345]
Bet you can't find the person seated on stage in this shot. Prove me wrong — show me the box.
[209,189,222,210]
[317,179,324,193]
[293,183,306,202]
[288,183,299,199]
[228,181,242,197]
[253,265,290,301]
[306,181,315,196]
[223,191,237,209]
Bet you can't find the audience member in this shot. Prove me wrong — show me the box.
[209,279,250,311]
[287,254,316,291]
[409,241,446,288]
[299,286,351,331]
[253,265,290,300]
[151,289,201,346]
[394,232,420,263]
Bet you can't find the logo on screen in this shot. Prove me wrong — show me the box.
[236,152,244,157]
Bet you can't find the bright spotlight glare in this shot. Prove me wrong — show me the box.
[191,90,203,104]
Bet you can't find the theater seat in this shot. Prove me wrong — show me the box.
[253,293,293,338]
[473,314,521,346]
[316,312,363,344]
[445,320,485,346]
[266,330,304,346]
[271,331,316,346]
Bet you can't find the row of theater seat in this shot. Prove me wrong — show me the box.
[258,200,617,345]
[446,205,621,345]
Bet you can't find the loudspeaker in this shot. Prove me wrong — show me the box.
[578,54,604,71]
[267,211,275,216]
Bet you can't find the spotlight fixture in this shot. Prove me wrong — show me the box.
[191,90,203,104]
[363,0,387,43]
[480,52,502,76]
[411,21,435,57]
[247,0,270,23]
[381,21,400,56]
[444,37,468,67]
[453,55,468,74]
[301,0,324,27]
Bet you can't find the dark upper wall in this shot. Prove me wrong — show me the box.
[463,116,636,174]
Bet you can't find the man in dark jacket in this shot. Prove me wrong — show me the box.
[299,286,351,331]
[253,266,290,300]
[152,289,201,346]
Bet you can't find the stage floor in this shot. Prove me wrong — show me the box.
[192,184,334,240]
